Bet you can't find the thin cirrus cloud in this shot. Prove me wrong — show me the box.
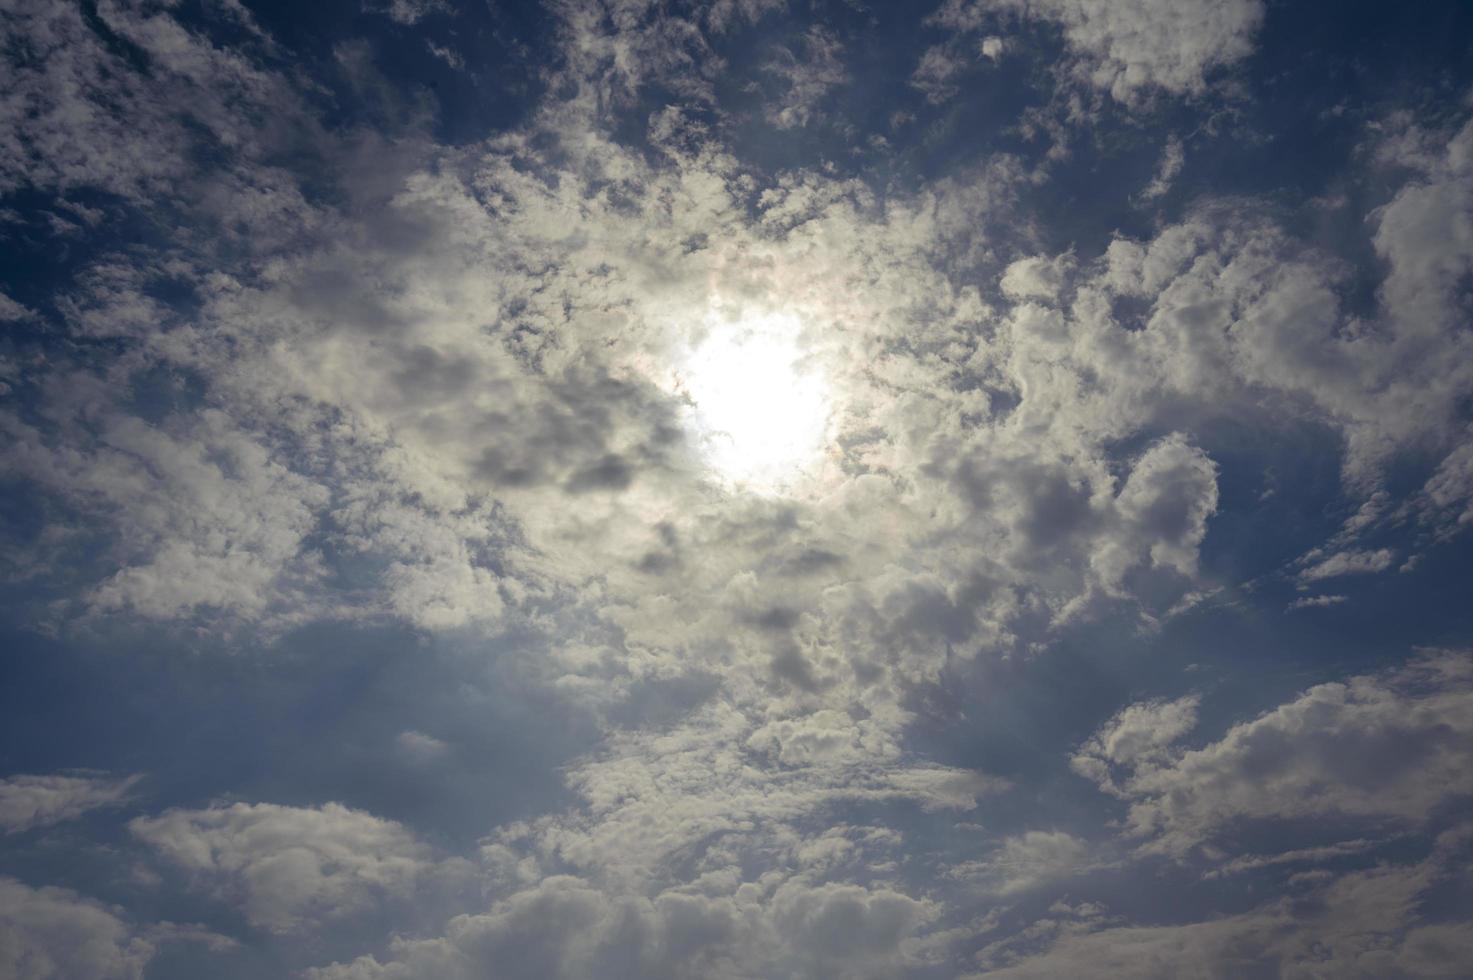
[0,0,1471,978]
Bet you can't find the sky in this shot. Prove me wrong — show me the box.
[2,0,1473,977]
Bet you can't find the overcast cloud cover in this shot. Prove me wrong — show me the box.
[2,1,1473,977]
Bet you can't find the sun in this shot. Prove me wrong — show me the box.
[678,310,832,491]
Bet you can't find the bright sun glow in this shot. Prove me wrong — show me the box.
[680,311,831,490]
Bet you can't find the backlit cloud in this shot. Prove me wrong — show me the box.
[1,0,1471,976]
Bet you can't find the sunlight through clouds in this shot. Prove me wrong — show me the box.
[2,1,1473,978]
[678,309,835,492]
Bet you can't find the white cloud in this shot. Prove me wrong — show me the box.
[763,27,847,129]
[1000,254,1075,301]
[306,874,939,980]
[1070,694,1200,796]
[1096,434,1220,591]
[1075,652,1473,857]
[4,4,1473,976]
[969,836,1473,979]
[0,0,303,203]
[931,0,1265,104]
[0,774,140,834]
[1298,547,1396,583]
[425,40,464,70]
[911,45,973,104]
[20,0,1465,668]
[993,149,1473,497]
[395,730,450,761]
[1138,134,1185,201]
[1201,838,1381,879]
[519,700,1004,882]
[948,830,1106,895]
[1287,593,1348,611]
[2,405,331,624]
[1373,117,1473,342]
[0,877,155,980]
[130,802,440,932]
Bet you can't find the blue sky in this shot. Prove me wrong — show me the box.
[3,1,1473,977]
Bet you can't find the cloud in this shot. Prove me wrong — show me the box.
[763,27,847,129]
[306,874,939,980]
[1070,694,1200,795]
[129,802,441,932]
[425,40,464,70]
[1000,254,1076,301]
[367,0,448,25]
[931,0,1265,104]
[1298,547,1396,583]
[2,404,332,624]
[1419,431,1473,537]
[911,45,973,104]
[2,3,1473,977]
[992,154,1473,496]
[1098,434,1220,590]
[512,700,1004,883]
[948,830,1107,895]
[0,0,305,203]
[1201,837,1381,880]
[1074,651,1473,857]
[0,876,155,980]
[0,291,34,322]
[1373,116,1473,342]
[1138,134,1185,201]
[969,834,1473,978]
[395,730,451,761]
[309,696,1000,978]
[1287,593,1348,610]
[0,774,140,835]
[14,0,1464,666]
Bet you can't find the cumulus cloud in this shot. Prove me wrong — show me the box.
[990,148,1473,501]
[0,877,155,980]
[129,802,441,932]
[510,701,1003,883]
[999,254,1076,301]
[2,1,1473,976]
[8,0,1463,665]
[305,696,1001,978]
[1074,652,1473,857]
[1373,116,1473,341]
[1097,434,1220,591]
[1070,694,1200,795]
[307,874,938,980]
